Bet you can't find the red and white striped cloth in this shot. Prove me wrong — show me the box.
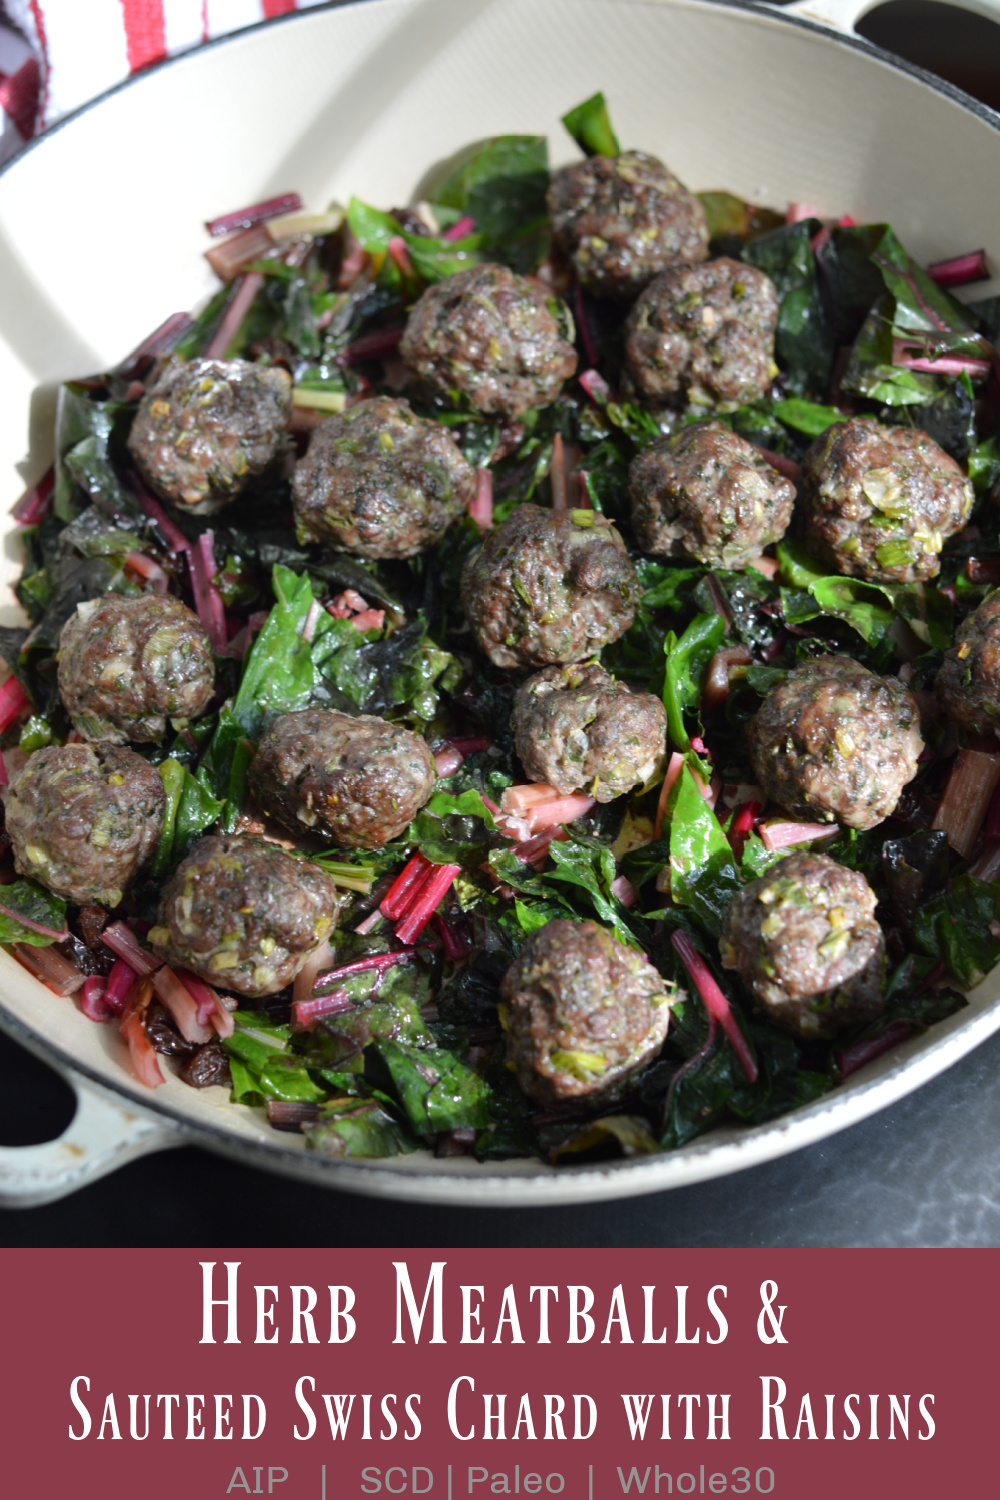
[0,0,328,164]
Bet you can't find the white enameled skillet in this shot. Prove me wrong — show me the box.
[2,0,1000,1206]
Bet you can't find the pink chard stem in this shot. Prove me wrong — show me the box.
[206,192,303,238]
[926,249,989,288]
[671,929,759,1084]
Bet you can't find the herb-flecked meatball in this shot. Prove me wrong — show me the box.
[291,396,475,558]
[128,356,292,514]
[747,656,923,830]
[5,742,165,907]
[461,504,639,670]
[512,662,666,801]
[800,418,972,583]
[248,709,436,849]
[719,853,886,1038]
[58,592,215,743]
[500,918,676,1106]
[149,834,338,997]
[624,258,779,407]
[629,420,795,568]
[548,151,709,302]
[399,262,577,418]
[936,590,1000,734]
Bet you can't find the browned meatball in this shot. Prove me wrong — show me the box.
[624,257,779,407]
[719,853,886,1038]
[800,418,973,583]
[399,263,577,418]
[747,656,923,830]
[5,742,165,907]
[512,662,666,801]
[629,420,795,569]
[548,151,709,302]
[248,709,436,849]
[292,396,476,559]
[460,504,639,669]
[58,592,215,743]
[500,918,675,1106]
[149,834,338,997]
[128,356,292,514]
[936,590,1000,735]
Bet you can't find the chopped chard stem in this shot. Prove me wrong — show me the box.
[117,311,194,376]
[549,433,569,511]
[442,216,476,242]
[104,959,138,1016]
[10,943,85,997]
[0,675,31,736]
[380,852,434,921]
[188,531,229,656]
[205,225,274,281]
[926,249,990,288]
[267,1099,323,1129]
[120,977,165,1089]
[931,747,1000,859]
[836,1021,912,1081]
[153,965,214,1046]
[726,799,763,861]
[101,921,159,977]
[11,466,54,525]
[338,325,404,366]
[80,976,112,1023]
[387,235,413,277]
[433,745,465,777]
[124,551,169,594]
[207,193,304,238]
[671,930,759,1084]
[203,271,265,358]
[395,864,461,945]
[578,368,610,406]
[573,283,599,368]
[469,468,493,530]
[129,476,192,555]
[291,987,353,1032]
[759,820,838,851]
[292,387,346,413]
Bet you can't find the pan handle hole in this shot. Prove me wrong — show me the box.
[0,1030,77,1145]
[855,0,1000,113]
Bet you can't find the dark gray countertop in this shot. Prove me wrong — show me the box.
[2,1020,999,1246]
[4,3,1000,1249]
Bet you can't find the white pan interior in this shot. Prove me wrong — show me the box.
[2,0,1000,1204]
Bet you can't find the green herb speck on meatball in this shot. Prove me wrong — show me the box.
[58,592,215,744]
[719,853,886,1038]
[500,918,677,1106]
[5,742,165,907]
[128,355,292,514]
[292,396,476,558]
